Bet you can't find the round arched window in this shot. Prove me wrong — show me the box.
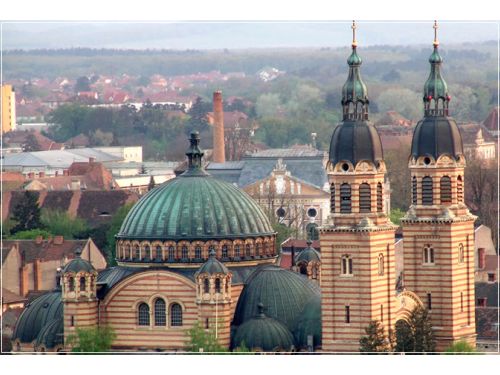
[276,207,286,218]
[307,207,317,218]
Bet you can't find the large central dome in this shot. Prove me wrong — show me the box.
[118,174,273,240]
[117,131,274,244]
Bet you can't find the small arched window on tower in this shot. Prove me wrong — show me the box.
[245,244,251,257]
[168,246,175,261]
[222,244,228,258]
[126,245,131,259]
[144,245,151,260]
[154,298,166,326]
[440,176,452,204]
[378,254,384,276]
[155,245,162,261]
[457,175,463,203]
[79,277,86,292]
[134,245,140,260]
[204,278,210,294]
[421,176,433,206]
[234,245,241,258]
[377,183,383,212]
[195,246,202,259]
[423,244,435,265]
[170,303,183,327]
[181,245,188,260]
[68,277,75,292]
[215,278,221,293]
[458,243,464,264]
[138,303,150,326]
[330,183,336,213]
[340,183,352,213]
[341,255,353,275]
[359,183,371,213]
[412,176,417,205]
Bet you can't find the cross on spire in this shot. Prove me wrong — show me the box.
[351,20,357,48]
[433,20,439,47]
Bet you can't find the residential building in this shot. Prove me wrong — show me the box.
[1,84,17,133]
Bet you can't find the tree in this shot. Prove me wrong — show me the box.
[444,341,479,354]
[186,96,211,135]
[186,321,227,353]
[11,191,42,234]
[389,208,406,226]
[148,175,156,191]
[105,203,134,266]
[359,320,392,353]
[74,76,91,93]
[41,209,89,239]
[385,147,412,211]
[22,133,41,152]
[395,306,436,353]
[376,88,422,122]
[8,228,52,240]
[66,325,116,352]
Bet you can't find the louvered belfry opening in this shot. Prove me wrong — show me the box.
[412,176,417,205]
[440,176,452,204]
[340,183,352,213]
[457,175,463,203]
[421,176,433,205]
[377,182,383,212]
[359,183,371,213]
[330,183,336,213]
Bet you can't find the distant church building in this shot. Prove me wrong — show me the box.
[12,22,476,353]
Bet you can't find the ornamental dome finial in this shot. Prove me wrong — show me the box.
[433,20,439,47]
[351,20,357,48]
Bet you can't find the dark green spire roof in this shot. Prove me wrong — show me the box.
[341,46,369,117]
[423,46,449,103]
[295,240,321,263]
[232,303,296,352]
[117,134,274,241]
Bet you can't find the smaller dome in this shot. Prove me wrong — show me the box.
[347,48,362,66]
[62,248,95,274]
[295,241,321,263]
[34,317,63,350]
[293,295,322,349]
[13,291,62,344]
[428,47,443,64]
[232,303,295,352]
[195,250,229,276]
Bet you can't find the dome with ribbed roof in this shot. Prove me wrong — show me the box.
[196,250,229,276]
[232,303,295,352]
[34,317,64,350]
[117,132,274,242]
[293,295,322,349]
[13,291,63,344]
[62,248,95,274]
[232,265,320,330]
[295,241,321,264]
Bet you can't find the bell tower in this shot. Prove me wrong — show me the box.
[320,21,397,352]
[401,21,476,351]
[61,248,99,345]
[195,250,233,349]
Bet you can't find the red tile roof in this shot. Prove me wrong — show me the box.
[483,107,498,131]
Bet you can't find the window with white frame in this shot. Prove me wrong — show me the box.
[170,303,183,326]
[154,298,166,326]
[423,245,435,265]
[341,255,353,275]
[138,303,150,326]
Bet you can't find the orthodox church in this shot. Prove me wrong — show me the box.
[11,22,476,353]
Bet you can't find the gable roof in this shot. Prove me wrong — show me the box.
[2,239,89,265]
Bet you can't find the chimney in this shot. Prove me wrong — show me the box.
[478,248,486,269]
[19,265,29,297]
[53,235,64,245]
[212,91,226,163]
[33,259,42,291]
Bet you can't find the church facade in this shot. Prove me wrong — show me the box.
[11,22,477,353]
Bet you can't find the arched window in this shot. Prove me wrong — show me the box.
[195,246,202,259]
[378,254,384,276]
[154,298,166,326]
[181,246,188,260]
[144,245,151,259]
[234,245,241,258]
[215,278,221,293]
[126,245,131,259]
[359,183,371,213]
[68,277,75,292]
[412,176,417,205]
[204,278,210,293]
[138,303,150,326]
[299,263,308,275]
[79,277,86,291]
[134,245,140,260]
[440,176,452,204]
[255,243,261,257]
[168,246,175,261]
[423,245,435,264]
[170,303,183,326]
[457,175,463,203]
[340,183,352,213]
[245,244,251,257]
[341,255,353,275]
[222,245,228,258]
[208,245,215,258]
[458,243,464,264]
[155,245,162,261]
[330,183,336,213]
[421,176,433,205]
[377,183,383,212]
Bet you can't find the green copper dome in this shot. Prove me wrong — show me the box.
[232,303,296,352]
[62,248,95,274]
[295,241,321,264]
[117,132,274,241]
[342,47,368,106]
[423,46,448,102]
[196,250,230,275]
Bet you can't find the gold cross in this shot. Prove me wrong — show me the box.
[433,20,439,47]
[352,20,357,47]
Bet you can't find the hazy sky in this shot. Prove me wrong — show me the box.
[2,22,497,50]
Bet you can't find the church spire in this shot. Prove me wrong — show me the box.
[423,20,450,117]
[342,20,369,121]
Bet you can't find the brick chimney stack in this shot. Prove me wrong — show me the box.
[212,91,226,163]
